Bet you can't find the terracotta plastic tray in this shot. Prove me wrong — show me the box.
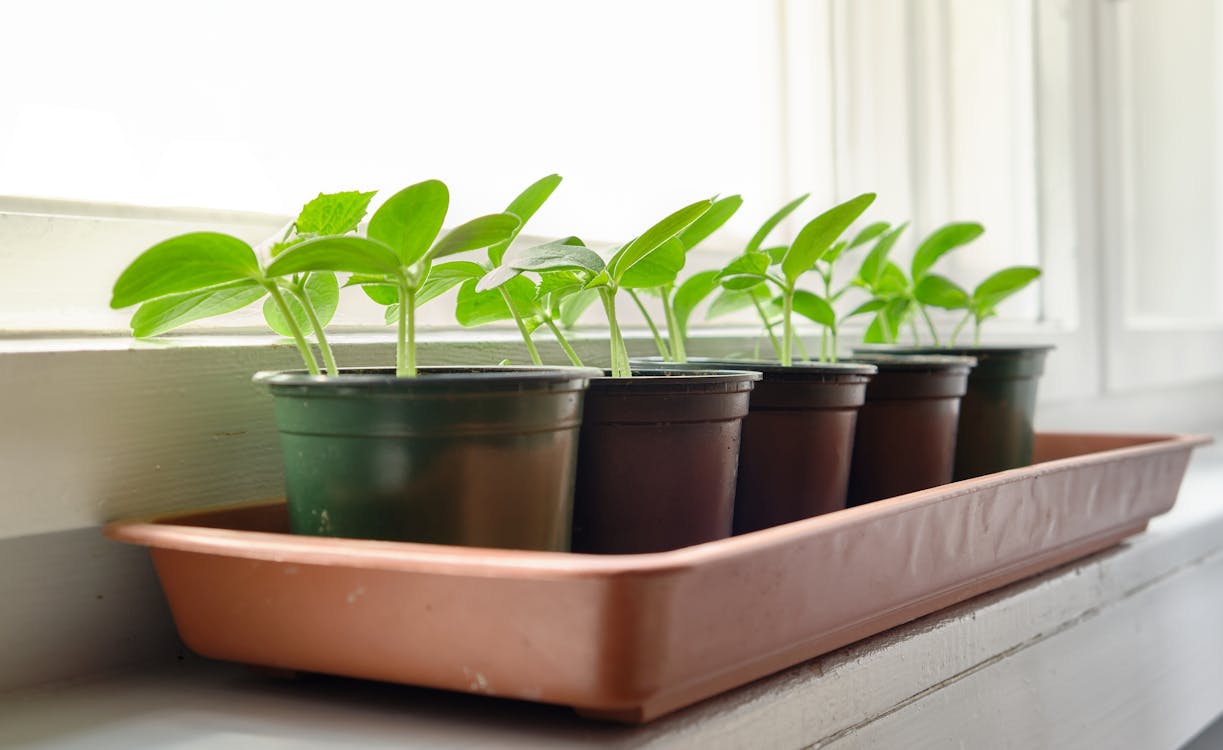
[105,432,1209,723]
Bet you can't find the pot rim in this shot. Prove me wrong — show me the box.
[254,365,603,394]
[631,356,877,377]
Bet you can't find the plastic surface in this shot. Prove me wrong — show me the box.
[106,432,1209,724]
[255,366,600,550]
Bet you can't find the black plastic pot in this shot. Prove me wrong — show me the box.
[852,345,1054,479]
[254,366,600,550]
[633,358,876,534]
[845,354,975,506]
[571,369,759,554]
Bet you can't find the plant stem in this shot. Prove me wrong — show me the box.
[950,312,972,345]
[751,296,784,359]
[918,303,941,346]
[290,283,339,376]
[543,316,584,366]
[599,288,631,378]
[265,284,320,375]
[781,289,795,366]
[829,326,839,363]
[974,315,982,346]
[659,285,687,363]
[908,316,923,345]
[397,286,416,377]
[498,287,543,366]
[627,289,668,359]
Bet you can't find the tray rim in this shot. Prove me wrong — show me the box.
[103,431,1212,580]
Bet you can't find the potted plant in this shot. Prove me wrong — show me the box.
[478,199,761,554]
[110,181,600,551]
[851,221,1050,480]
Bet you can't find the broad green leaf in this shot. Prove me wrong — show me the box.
[678,195,742,250]
[263,272,340,336]
[863,315,889,344]
[489,174,563,265]
[745,194,809,255]
[367,179,448,267]
[673,269,721,337]
[475,264,522,293]
[788,290,836,328]
[707,286,773,320]
[429,213,521,261]
[111,232,260,308]
[130,280,266,337]
[911,221,984,281]
[972,266,1041,307]
[496,237,604,282]
[878,297,912,342]
[537,270,585,300]
[718,252,770,288]
[609,198,713,283]
[620,237,685,289]
[266,236,402,278]
[845,298,887,320]
[875,261,910,295]
[362,284,399,306]
[856,223,907,288]
[455,279,514,326]
[559,288,599,328]
[823,241,848,265]
[782,193,876,284]
[295,190,376,236]
[914,274,970,310]
[417,261,487,306]
[848,221,890,249]
[763,245,788,264]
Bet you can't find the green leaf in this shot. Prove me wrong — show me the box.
[763,245,788,264]
[537,270,584,300]
[911,221,984,281]
[788,290,836,328]
[848,221,890,250]
[559,288,599,328]
[914,274,971,310]
[367,179,448,267]
[263,272,340,337]
[417,261,487,306]
[295,190,376,236]
[717,252,770,290]
[972,266,1041,308]
[609,198,713,283]
[823,241,848,265]
[620,237,685,288]
[485,238,604,290]
[455,279,514,326]
[489,174,562,265]
[879,297,912,341]
[875,261,910,295]
[745,194,809,255]
[130,280,266,337]
[707,286,772,320]
[782,193,876,285]
[845,298,887,320]
[429,213,521,261]
[678,195,742,250]
[266,236,402,278]
[856,223,907,289]
[673,269,721,337]
[111,232,261,308]
[361,284,399,306]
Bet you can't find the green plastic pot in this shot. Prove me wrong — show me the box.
[852,345,1053,479]
[254,366,600,550]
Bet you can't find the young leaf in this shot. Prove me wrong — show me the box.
[745,194,809,255]
[360,284,399,306]
[266,236,402,278]
[455,279,514,326]
[110,233,261,309]
[914,274,970,310]
[429,213,521,261]
[367,179,448,267]
[875,261,910,295]
[416,261,487,306]
[263,272,340,336]
[479,238,605,292]
[718,252,770,290]
[848,221,891,249]
[609,198,713,283]
[782,193,876,284]
[619,237,685,289]
[788,290,836,328]
[673,269,721,337]
[559,288,599,328]
[911,222,984,281]
[130,280,266,337]
[295,191,377,236]
[678,195,742,250]
[856,223,907,289]
[488,174,563,265]
[972,266,1041,307]
[707,286,772,320]
[845,298,887,320]
[763,245,788,264]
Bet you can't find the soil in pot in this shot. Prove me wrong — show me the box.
[845,354,975,506]
[571,369,759,554]
[852,345,1054,479]
[254,366,600,551]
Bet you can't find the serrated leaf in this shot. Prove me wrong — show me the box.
[914,274,970,310]
[856,223,908,289]
[972,266,1041,307]
[746,194,809,255]
[263,272,340,337]
[367,179,448,267]
[782,193,876,285]
[295,190,376,236]
[266,235,402,278]
[417,261,487,307]
[130,279,266,337]
[609,198,713,283]
[111,232,261,308]
[537,270,584,299]
[788,290,836,328]
[911,221,984,281]
[678,194,742,250]
[620,237,685,289]
[429,213,521,261]
[489,174,562,265]
[673,269,721,337]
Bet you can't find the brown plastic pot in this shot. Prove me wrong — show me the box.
[254,366,600,551]
[845,354,976,506]
[635,358,876,533]
[571,369,760,554]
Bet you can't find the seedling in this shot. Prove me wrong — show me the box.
[477,199,714,377]
[109,191,377,375]
[265,179,520,376]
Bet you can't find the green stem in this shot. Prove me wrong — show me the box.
[751,296,783,359]
[950,312,972,346]
[627,289,668,359]
[908,315,923,345]
[499,287,543,366]
[795,334,810,362]
[782,289,795,366]
[918,303,941,346]
[289,282,339,376]
[543,316,584,366]
[659,285,686,363]
[599,288,631,377]
[265,284,320,375]
[397,286,416,377]
[974,315,983,346]
[829,325,839,363]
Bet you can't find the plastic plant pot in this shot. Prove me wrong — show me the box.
[254,366,601,551]
[571,369,760,554]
